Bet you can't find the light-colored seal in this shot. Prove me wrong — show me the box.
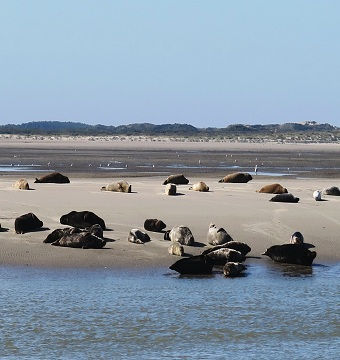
[169,225,195,246]
[168,243,184,256]
[165,183,177,195]
[189,181,209,192]
[101,180,131,193]
[128,229,150,244]
[13,179,30,190]
[206,248,245,266]
[257,183,288,194]
[207,223,233,245]
[313,190,322,201]
[218,172,252,183]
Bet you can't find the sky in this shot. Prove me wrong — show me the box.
[0,0,339,127]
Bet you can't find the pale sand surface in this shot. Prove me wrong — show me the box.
[0,176,339,268]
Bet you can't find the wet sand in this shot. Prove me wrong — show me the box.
[0,174,339,268]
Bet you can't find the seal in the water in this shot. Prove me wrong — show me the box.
[189,181,209,192]
[262,244,316,266]
[323,186,340,196]
[207,223,233,246]
[60,211,106,230]
[162,174,189,185]
[223,262,246,277]
[13,179,30,190]
[34,172,70,184]
[15,213,43,234]
[257,183,288,194]
[169,255,214,275]
[168,225,195,246]
[101,180,131,193]
[218,172,252,183]
[270,193,299,203]
[144,219,166,232]
[202,241,251,256]
[128,229,150,244]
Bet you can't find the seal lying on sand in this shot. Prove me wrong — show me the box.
[51,232,106,249]
[163,174,189,185]
[165,226,195,246]
[44,224,103,243]
[144,219,166,232]
[206,248,245,266]
[257,183,288,194]
[165,184,177,195]
[101,180,131,193]
[313,190,322,201]
[13,179,30,190]
[323,186,340,196]
[15,213,43,234]
[262,244,316,266]
[207,223,233,245]
[218,172,252,183]
[60,211,106,230]
[168,243,184,256]
[270,193,299,203]
[202,241,251,257]
[169,255,214,275]
[189,181,209,192]
[128,229,150,244]
[223,262,246,277]
[34,172,70,184]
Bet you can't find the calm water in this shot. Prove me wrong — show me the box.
[0,261,339,359]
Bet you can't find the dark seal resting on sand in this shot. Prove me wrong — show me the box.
[35,172,70,184]
[270,193,299,203]
[15,213,43,234]
[218,172,252,183]
[60,211,106,230]
[163,174,189,185]
[144,219,166,232]
[169,255,214,275]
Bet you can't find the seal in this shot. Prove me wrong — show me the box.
[101,180,131,193]
[165,183,177,195]
[189,181,209,192]
[15,213,43,234]
[202,241,251,256]
[323,186,340,196]
[206,248,245,266]
[13,179,30,190]
[44,224,103,244]
[34,172,70,184]
[218,172,252,183]
[60,211,106,230]
[51,232,106,249]
[262,244,316,266]
[163,174,189,185]
[168,243,184,256]
[128,229,150,244]
[223,262,246,277]
[290,231,304,244]
[313,190,322,201]
[168,225,195,246]
[144,219,166,232]
[257,183,288,194]
[269,193,299,203]
[169,255,214,275]
[207,223,233,246]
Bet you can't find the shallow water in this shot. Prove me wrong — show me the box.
[0,261,339,359]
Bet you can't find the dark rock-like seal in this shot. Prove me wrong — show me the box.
[207,223,233,246]
[262,244,316,266]
[168,226,195,246]
[15,213,43,234]
[34,172,70,184]
[218,172,252,183]
[206,248,245,266]
[290,231,304,244]
[101,181,131,193]
[51,232,106,249]
[128,229,150,244]
[323,186,340,196]
[60,211,106,230]
[144,219,166,232]
[223,262,246,277]
[169,255,214,275]
[202,241,251,256]
[165,183,177,195]
[270,193,299,203]
[163,174,189,185]
[257,183,288,194]
[43,224,103,244]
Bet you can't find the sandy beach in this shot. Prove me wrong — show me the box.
[0,172,339,268]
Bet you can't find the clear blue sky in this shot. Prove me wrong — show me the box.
[0,0,339,127]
